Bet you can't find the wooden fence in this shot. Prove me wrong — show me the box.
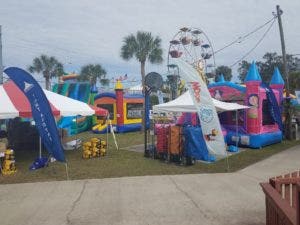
[261,171,300,225]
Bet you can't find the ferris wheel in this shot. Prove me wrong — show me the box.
[167,27,216,81]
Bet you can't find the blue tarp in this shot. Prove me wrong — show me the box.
[183,126,215,162]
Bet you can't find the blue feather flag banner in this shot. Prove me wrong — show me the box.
[4,67,66,162]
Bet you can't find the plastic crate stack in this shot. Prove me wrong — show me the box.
[155,124,169,159]
[168,125,183,162]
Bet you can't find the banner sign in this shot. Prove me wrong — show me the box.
[173,59,226,156]
[4,67,65,162]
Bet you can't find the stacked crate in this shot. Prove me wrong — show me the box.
[168,125,183,162]
[156,124,169,158]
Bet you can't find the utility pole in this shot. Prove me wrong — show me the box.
[276,5,292,140]
[0,25,3,84]
[276,5,289,92]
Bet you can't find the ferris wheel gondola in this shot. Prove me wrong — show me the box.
[167,27,216,82]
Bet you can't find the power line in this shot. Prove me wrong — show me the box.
[214,16,277,55]
[229,18,276,68]
[6,42,87,62]
[6,37,107,66]
[14,37,89,56]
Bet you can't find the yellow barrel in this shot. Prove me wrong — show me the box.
[4,149,14,160]
[90,138,100,143]
[83,142,92,147]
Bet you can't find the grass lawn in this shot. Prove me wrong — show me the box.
[0,131,299,184]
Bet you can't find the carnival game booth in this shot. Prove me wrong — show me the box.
[152,91,249,163]
[208,62,284,148]
[93,80,149,133]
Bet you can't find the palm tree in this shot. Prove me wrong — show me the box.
[79,64,107,87]
[120,31,163,87]
[28,55,64,90]
[121,31,163,133]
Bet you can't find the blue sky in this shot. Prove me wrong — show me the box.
[1,0,299,87]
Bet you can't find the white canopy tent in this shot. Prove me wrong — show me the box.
[44,90,106,117]
[0,81,107,119]
[153,91,249,113]
[153,91,249,153]
[0,81,109,154]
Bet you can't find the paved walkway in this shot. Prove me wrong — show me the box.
[0,144,299,225]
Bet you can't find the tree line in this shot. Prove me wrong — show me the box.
[215,52,300,93]
[27,31,299,94]
[28,55,108,90]
[28,31,163,90]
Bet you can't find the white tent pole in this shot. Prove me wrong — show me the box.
[109,119,119,150]
[225,140,230,172]
[75,116,78,150]
[222,112,230,172]
[65,163,69,180]
[235,110,239,148]
[106,115,109,152]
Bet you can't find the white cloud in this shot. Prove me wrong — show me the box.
[1,0,299,83]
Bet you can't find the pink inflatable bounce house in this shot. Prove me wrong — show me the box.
[208,62,284,148]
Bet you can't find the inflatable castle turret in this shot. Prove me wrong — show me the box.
[115,80,124,130]
[270,67,285,107]
[245,62,262,134]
